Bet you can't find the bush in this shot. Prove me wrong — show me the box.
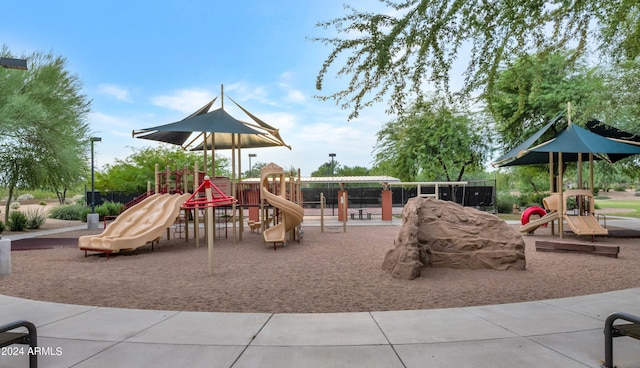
[39,200,47,206]
[7,211,28,231]
[10,201,20,210]
[518,192,548,208]
[16,193,35,201]
[0,221,5,234]
[49,204,86,221]
[496,192,519,213]
[97,201,123,218]
[25,207,47,229]
[613,184,627,192]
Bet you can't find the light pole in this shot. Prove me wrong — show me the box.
[0,57,28,70]
[248,153,257,178]
[329,153,336,215]
[90,137,102,213]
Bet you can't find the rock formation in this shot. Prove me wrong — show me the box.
[382,197,526,279]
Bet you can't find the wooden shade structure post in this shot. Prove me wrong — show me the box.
[558,152,564,239]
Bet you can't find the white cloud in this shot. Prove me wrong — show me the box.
[286,89,306,103]
[97,84,132,102]
[151,88,215,113]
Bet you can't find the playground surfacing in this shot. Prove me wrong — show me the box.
[2,223,640,314]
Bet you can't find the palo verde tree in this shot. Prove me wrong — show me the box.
[485,51,605,150]
[313,0,640,120]
[374,94,491,182]
[0,47,91,222]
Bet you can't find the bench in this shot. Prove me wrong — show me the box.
[0,320,38,368]
[603,312,640,368]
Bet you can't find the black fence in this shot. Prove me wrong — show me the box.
[301,180,495,210]
[85,191,137,207]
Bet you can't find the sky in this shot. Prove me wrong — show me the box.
[1,1,393,177]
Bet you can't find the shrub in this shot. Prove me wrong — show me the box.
[0,221,5,234]
[39,200,47,206]
[49,204,86,221]
[613,184,627,192]
[16,193,35,201]
[496,192,519,213]
[25,207,47,229]
[7,211,28,231]
[10,201,20,210]
[518,192,548,208]
[97,201,123,218]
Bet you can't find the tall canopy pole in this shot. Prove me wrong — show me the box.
[590,154,594,190]
[549,152,555,235]
[231,133,238,244]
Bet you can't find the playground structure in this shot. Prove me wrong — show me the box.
[79,193,190,258]
[519,190,608,239]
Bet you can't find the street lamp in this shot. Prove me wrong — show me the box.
[329,153,336,176]
[90,137,102,213]
[0,57,28,70]
[248,153,257,178]
[329,153,336,215]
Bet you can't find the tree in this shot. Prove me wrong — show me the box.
[0,47,91,222]
[373,95,491,182]
[313,0,640,120]
[96,146,231,194]
[486,51,640,193]
[311,160,341,177]
[485,51,605,149]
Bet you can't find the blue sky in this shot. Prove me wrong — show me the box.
[2,1,391,177]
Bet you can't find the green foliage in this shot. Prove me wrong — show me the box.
[49,204,85,221]
[313,1,640,120]
[39,201,47,206]
[486,51,604,150]
[518,192,548,208]
[0,221,5,234]
[496,192,519,214]
[10,202,20,210]
[613,184,628,192]
[373,95,491,181]
[24,207,47,229]
[96,146,231,194]
[7,211,28,231]
[96,201,123,218]
[0,47,91,222]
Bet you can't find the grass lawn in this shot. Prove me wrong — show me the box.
[495,198,640,220]
[595,199,640,218]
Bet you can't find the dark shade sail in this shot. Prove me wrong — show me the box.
[496,120,640,167]
[133,96,291,151]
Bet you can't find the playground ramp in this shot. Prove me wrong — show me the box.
[79,193,190,256]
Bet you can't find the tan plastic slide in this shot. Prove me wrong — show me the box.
[562,189,608,236]
[79,193,190,256]
[518,211,559,233]
[260,163,304,244]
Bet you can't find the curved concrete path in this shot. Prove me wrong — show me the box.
[2,216,640,367]
[1,289,640,367]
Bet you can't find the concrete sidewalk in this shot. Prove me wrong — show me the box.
[1,216,639,367]
[1,290,639,367]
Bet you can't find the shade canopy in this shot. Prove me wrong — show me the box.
[496,120,640,167]
[136,107,261,142]
[133,96,291,151]
[191,97,291,151]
